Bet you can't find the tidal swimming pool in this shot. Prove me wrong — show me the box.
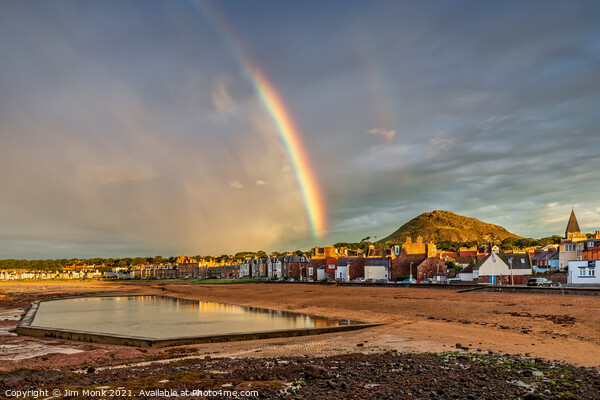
[18,296,376,347]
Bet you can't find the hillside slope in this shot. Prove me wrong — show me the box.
[379,210,522,243]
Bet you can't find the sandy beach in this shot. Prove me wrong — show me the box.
[1,280,599,367]
[1,280,600,398]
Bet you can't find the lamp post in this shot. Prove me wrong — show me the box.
[491,253,495,285]
[410,262,414,282]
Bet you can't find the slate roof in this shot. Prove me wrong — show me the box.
[531,252,545,262]
[566,208,581,236]
[337,257,357,266]
[284,255,308,263]
[532,250,558,264]
[416,257,446,270]
[475,253,532,270]
[365,257,390,267]
[584,239,600,250]
[459,263,476,274]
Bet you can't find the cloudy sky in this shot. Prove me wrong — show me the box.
[1,0,599,259]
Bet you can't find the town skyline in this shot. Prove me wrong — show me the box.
[1,1,600,259]
[1,208,592,261]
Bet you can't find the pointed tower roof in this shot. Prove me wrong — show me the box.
[565,208,581,237]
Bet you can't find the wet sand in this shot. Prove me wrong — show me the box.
[1,280,600,370]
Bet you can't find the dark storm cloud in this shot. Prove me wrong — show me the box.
[1,0,599,258]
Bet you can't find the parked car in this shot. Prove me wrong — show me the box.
[527,277,553,287]
[398,278,418,284]
[352,278,365,283]
[285,278,295,282]
[364,278,375,283]
[419,278,436,284]
[376,278,390,283]
[302,277,313,282]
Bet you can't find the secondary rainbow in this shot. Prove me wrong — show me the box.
[185,0,328,238]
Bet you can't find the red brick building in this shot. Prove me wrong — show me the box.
[348,258,366,280]
[416,257,447,281]
[306,259,325,280]
[325,257,338,279]
[284,255,309,280]
[583,246,600,261]
[391,254,428,280]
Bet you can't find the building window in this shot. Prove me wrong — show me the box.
[579,268,586,276]
[589,268,595,277]
[308,268,313,275]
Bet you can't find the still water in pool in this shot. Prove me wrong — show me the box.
[31,296,347,339]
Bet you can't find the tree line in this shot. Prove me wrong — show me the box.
[0,234,571,272]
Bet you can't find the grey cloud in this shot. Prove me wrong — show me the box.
[2,1,600,257]
[368,128,396,141]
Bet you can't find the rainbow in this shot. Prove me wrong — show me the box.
[185,0,327,239]
[247,64,327,238]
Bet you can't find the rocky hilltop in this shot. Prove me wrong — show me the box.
[379,210,522,243]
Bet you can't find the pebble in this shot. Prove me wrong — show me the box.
[7,350,599,399]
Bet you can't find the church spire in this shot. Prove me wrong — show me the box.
[565,207,581,237]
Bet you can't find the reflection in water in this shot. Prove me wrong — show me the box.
[31,296,350,340]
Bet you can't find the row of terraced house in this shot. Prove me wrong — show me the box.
[237,238,530,283]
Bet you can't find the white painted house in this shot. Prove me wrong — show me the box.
[457,264,475,281]
[268,257,282,278]
[239,261,250,278]
[364,258,390,280]
[316,265,326,281]
[335,257,354,281]
[568,260,600,284]
[473,253,532,283]
[335,266,348,281]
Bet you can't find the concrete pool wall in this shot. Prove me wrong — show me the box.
[17,296,382,348]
